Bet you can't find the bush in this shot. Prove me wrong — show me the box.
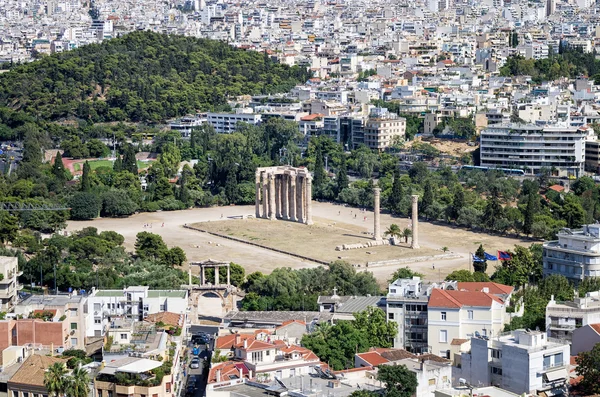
[69,192,101,220]
[141,201,160,212]
[156,198,185,211]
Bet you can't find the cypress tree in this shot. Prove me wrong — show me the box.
[474,244,487,273]
[450,184,465,221]
[122,144,138,175]
[52,151,66,182]
[313,147,327,194]
[523,191,536,236]
[113,156,123,173]
[81,161,92,192]
[389,169,403,214]
[336,154,349,197]
[421,179,434,214]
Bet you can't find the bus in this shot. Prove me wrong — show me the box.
[460,165,526,176]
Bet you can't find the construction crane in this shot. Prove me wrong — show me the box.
[0,203,70,211]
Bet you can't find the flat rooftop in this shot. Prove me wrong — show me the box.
[94,290,186,298]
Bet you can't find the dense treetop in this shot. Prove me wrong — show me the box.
[0,31,309,123]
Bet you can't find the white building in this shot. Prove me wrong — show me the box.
[456,330,569,396]
[206,112,262,133]
[546,290,600,341]
[543,224,600,283]
[480,123,593,176]
[169,115,207,138]
[364,107,406,151]
[86,287,188,338]
[428,289,509,358]
[0,257,22,311]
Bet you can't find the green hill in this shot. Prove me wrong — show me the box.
[0,31,309,123]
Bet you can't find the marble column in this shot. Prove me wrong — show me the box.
[373,187,381,241]
[255,172,261,219]
[188,268,192,285]
[296,175,304,223]
[201,266,206,285]
[268,173,276,220]
[289,174,297,222]
[282,174,289,220]
[215,266,220,285]
[226,266,231,285]
[275,175,281,218]
[305,176,313,225]
[411,195,420,249]
[262,172,268,219]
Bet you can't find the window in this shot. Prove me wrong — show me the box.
[166,383,171,393]
[543,355,551,369]
[441,312,447,321]
[71,338,77,346]
[440,330,448,343]
[554,352,563,367]
[159,304,166,311]
[94,318,101,324]
[468,310,473,320]
[388,313,394,320]
[120,333,127,340]
[266,350,270,356]
[93,303,101,311]
[70,309,77,317]
[491,366,502,375]
[390,289,397,293]
[71,323,77,330]
[491,349,501,359]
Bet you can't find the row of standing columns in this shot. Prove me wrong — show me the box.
[255,170,313,225]
[187,263,231,286]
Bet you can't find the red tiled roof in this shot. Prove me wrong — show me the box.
[457,282,514,295]
[242,339,276,352]
[548,185,565,192]
[451,338,469,346]
[215,334,253,350]
[208,361,249,384]
[429,289,504,309]
[301,113,324,121]
[355,351,390,366]
[589,323,600,335]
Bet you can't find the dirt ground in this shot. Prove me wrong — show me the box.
[406,137,477,158]
[65,202,532,284]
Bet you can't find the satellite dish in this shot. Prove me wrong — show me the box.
[475,331,481,338]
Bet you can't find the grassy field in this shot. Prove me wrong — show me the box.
[73,160,153,172]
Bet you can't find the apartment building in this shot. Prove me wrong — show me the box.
[545,290,600,342]
[456,330,569,396]
[428,289,508,358]
[364,107,406,151]
[13,293,88,350]
[542,224,600,283]
[480,123,593,176]
[86,287,188,338]
[584,140,600,173]
[206,112,262,133]
[339,116,366,150]
[0,257,22,311]
[169,115,207,138]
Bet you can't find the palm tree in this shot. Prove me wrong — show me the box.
[44,362,68,397]
[384,224,402,241]
[402,228,413,243]
[66,367,90,397]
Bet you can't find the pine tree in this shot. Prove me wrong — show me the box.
[336,154,349,197]
[474,244,487,273]
[389,169,403,214]
[81,161,92,192]
[224,167,238,204]
[113,156,123,172]
[122,144,138,175]
[52,151,66,182]
[523,191,536,236]
[313,147,327,194]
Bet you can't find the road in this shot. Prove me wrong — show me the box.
[181,326,217,397]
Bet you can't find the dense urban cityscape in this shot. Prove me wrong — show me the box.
[2,0,600,396]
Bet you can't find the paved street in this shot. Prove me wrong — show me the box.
[181,326,217,397]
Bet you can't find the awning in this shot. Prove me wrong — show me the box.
[545,368,568,382]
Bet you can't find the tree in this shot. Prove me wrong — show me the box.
[44,362,68,397]
[134,232,168,260]
[384,224,402,241]
[336,154,349,197]
[52,152,68,183]
[491,245,541,287]
[388,169,403,214]
[69,192,101,220]
[402,228,412,243]
[474,244,487,273]
[122,144,138,175]
[113,156,123,172]
[0,213,18,244]
[102,190,138,217]
[313,147,327,194]
[448,184,464,221]
[377,364,418,397]
[523,191,536,236]
[483,187,503,231]
[446,269,477,282]
[387,265,419,284]
[353,307,398,348]
[421,179,434,214]
[576,342,600,395]
[560,195,586,228]
[80,161,92,192]
[165,247,187,267]
[159,143,181,177]
[66,367,90,397]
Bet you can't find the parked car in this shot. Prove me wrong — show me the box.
[190,358,200,369]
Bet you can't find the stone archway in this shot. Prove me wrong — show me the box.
[198,291,224,318]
